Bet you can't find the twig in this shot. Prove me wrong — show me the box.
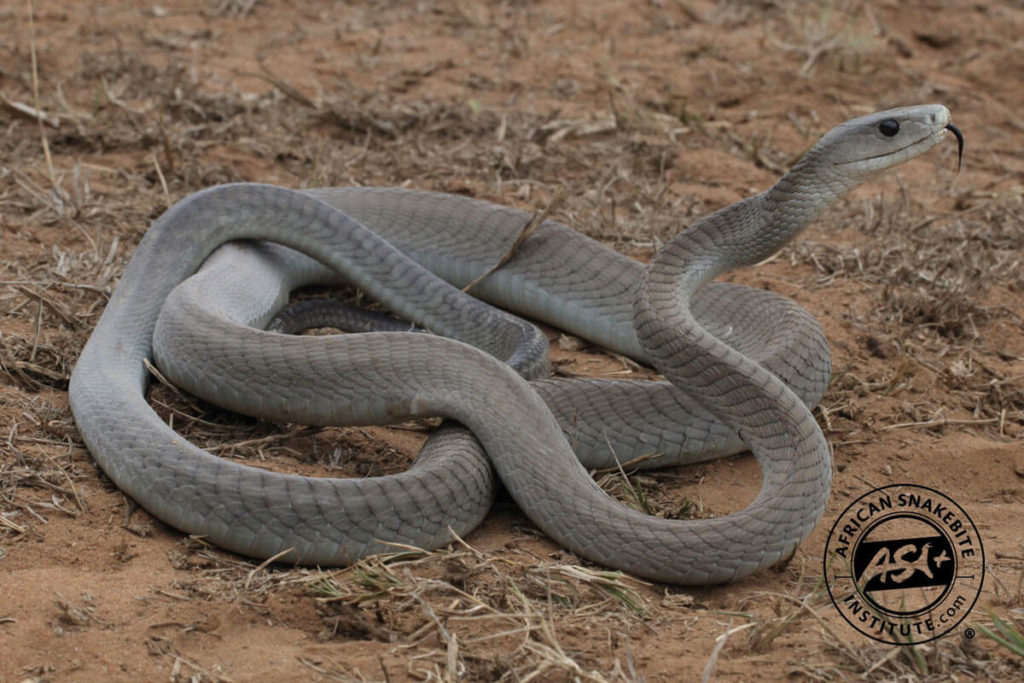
[702,621,755,683]
[30,298,42,362]
[447,526,486,559]
[0,514,27,534]
[881,416,999,431]
[143,357,186,400]
[243,55,318,109]
[151,151,171,208]
[244,547,297,589]
[0,280,109,294]
[462,188,566,293]
[27,0,56,189]
[0,93,59,127]
[206,426,318,455]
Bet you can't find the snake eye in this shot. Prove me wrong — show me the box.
[878,119,900,137]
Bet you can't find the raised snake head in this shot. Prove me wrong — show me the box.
[808,104,961,178]
[712,104,962,270]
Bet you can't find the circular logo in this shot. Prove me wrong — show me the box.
[823,484,984,645]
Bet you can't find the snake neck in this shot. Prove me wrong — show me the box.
[634,147,864,377]
[762,151,862,255]
[686,152,861,283]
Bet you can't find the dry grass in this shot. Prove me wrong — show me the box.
[304,546,650,681]
[790,194,1024,439]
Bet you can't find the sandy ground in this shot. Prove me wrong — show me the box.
[1,0,1022,681]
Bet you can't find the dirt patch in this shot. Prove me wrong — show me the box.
[2,0,1023,680]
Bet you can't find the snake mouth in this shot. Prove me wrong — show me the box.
[834,126,952,168]
[834,139,926,166]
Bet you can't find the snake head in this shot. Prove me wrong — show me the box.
[815,104,959,177]
[737,105,961,269]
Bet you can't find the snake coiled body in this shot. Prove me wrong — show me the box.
[69,105,954,584]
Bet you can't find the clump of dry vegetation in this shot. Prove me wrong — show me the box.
[305,548,649,681]
[791,194,1024,438]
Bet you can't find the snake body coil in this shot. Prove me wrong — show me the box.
[69,105,955,584]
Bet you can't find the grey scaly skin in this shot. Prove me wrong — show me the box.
[70,105,957,584]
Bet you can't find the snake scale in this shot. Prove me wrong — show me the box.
[69,105,959,584]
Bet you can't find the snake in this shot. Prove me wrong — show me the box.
[68,105,960,584]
